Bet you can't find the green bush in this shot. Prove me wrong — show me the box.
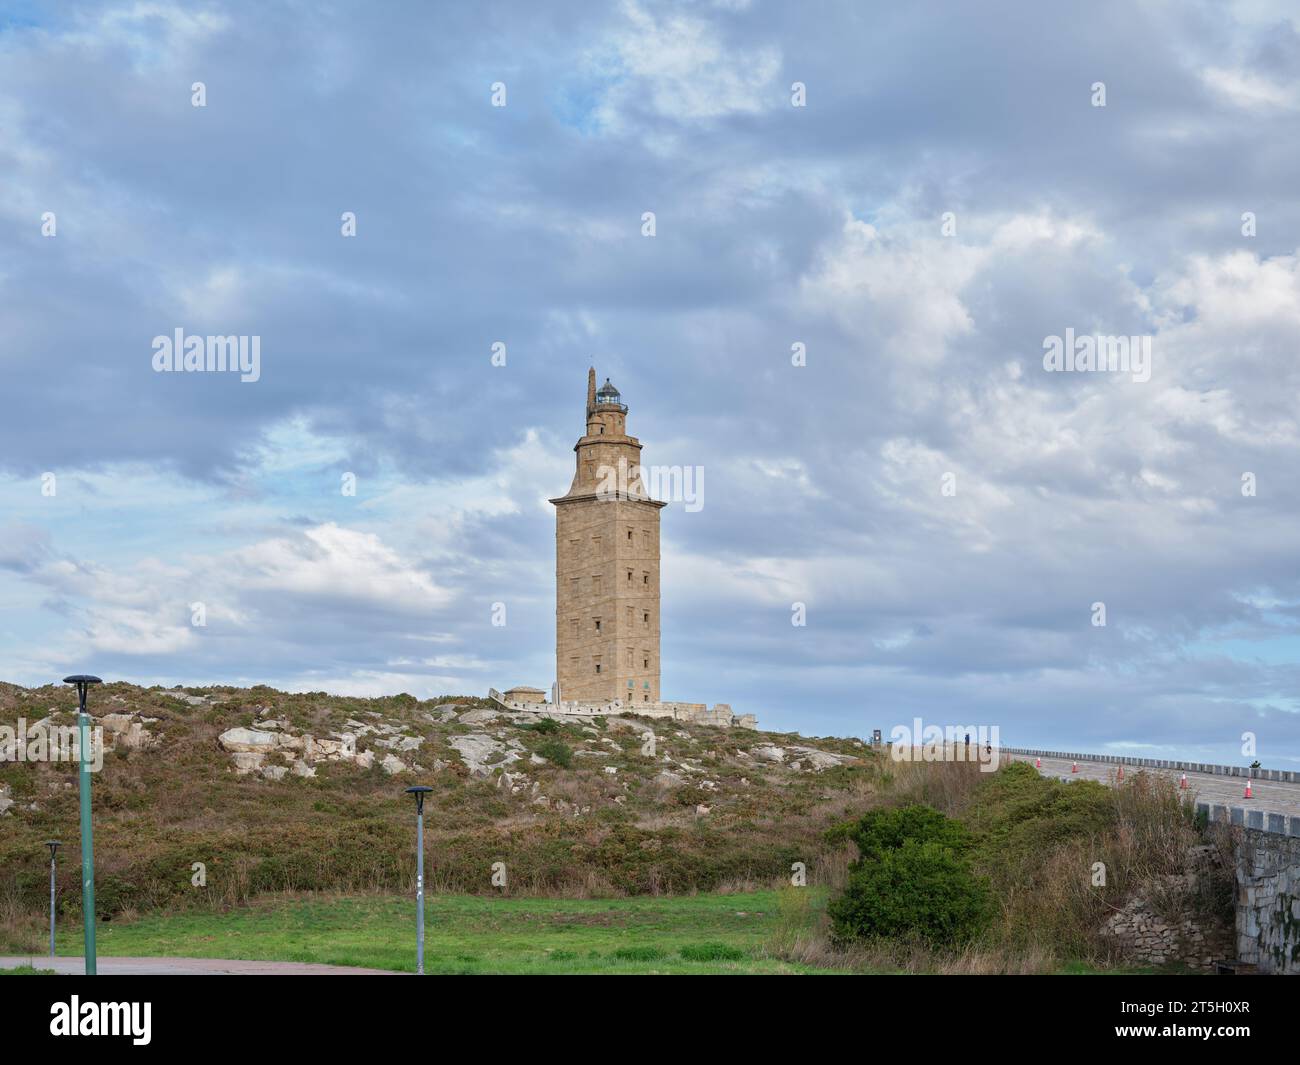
[829,839,990,947]
[536,739,572,767]
[827,803,971,858]
[680,942,746,962]
[523,718,561,734]
[612,945,665,961]
[963,761,1113,866]
[827,804,989,947]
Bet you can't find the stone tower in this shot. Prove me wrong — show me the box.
[550,368,666,705]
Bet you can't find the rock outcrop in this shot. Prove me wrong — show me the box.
[448,733,521,777]
[218,724,372,779]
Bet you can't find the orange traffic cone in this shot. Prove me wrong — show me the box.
[1071,761,1078,773]
[1179,772,1187,790]
[1244,778,1253,799]
[1035,757,1041,768]
[1117,765,1124,781]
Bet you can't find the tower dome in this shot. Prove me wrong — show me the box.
[595,378,625,411]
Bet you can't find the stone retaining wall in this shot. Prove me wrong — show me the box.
[1229,829,1300,974]
[1196,801,1300,838]
[486,689,757,729]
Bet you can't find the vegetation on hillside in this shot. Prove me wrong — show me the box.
[0,680,870,951]
[804,759,1233,971]
[0,680,1233,972]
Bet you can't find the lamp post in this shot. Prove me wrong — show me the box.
[404,785,433,975]
[63,674,101,976]
[44,840,61,958]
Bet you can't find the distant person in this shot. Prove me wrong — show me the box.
[964,733,971,758]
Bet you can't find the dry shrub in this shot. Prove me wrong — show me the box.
[885,754,987,815]
[0,883,46,955]
[763,884,1056,974]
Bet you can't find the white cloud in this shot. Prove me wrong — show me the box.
[594,0,782,126]
[1202,66,1299,111]
[226,523,451,611]
[801,215,985,364]
[8,521,452,660]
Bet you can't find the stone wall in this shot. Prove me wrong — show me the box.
[1196,800,1300,837]
[487,689,756,729]
[1099,846,1232,970]
[1231,828,1300,974]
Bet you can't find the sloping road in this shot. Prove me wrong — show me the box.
[1012,753,1300,820]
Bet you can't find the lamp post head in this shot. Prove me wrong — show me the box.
[63,675,103,711]
[45,840,61,857]
[405,784,433,814]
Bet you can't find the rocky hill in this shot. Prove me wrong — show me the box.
[0,681,874,926]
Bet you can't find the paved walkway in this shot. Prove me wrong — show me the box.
[1012,753,1300,819]
[0,955,395,975]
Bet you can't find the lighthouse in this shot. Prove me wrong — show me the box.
[549,368,666,705]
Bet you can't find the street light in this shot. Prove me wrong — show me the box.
[44,840,61,959]
[404,785,433,975]
[63,674,102,976]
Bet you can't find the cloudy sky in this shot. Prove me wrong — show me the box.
[2,1,1299,765]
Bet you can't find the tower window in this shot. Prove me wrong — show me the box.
[643,656,649,668]
[594,618,601,632]
[644,695,649,702]
[627,570,632,582]
[642,573,649,585]
[627,529,633,540]
[643,612,649,627]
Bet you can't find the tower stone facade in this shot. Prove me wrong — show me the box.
[550,369,666,705]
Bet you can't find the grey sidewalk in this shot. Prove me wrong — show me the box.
[0,955,396,975]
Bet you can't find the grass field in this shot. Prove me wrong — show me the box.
[46,890,840,974]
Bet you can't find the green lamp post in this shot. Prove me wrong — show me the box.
[63,675,101,975]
